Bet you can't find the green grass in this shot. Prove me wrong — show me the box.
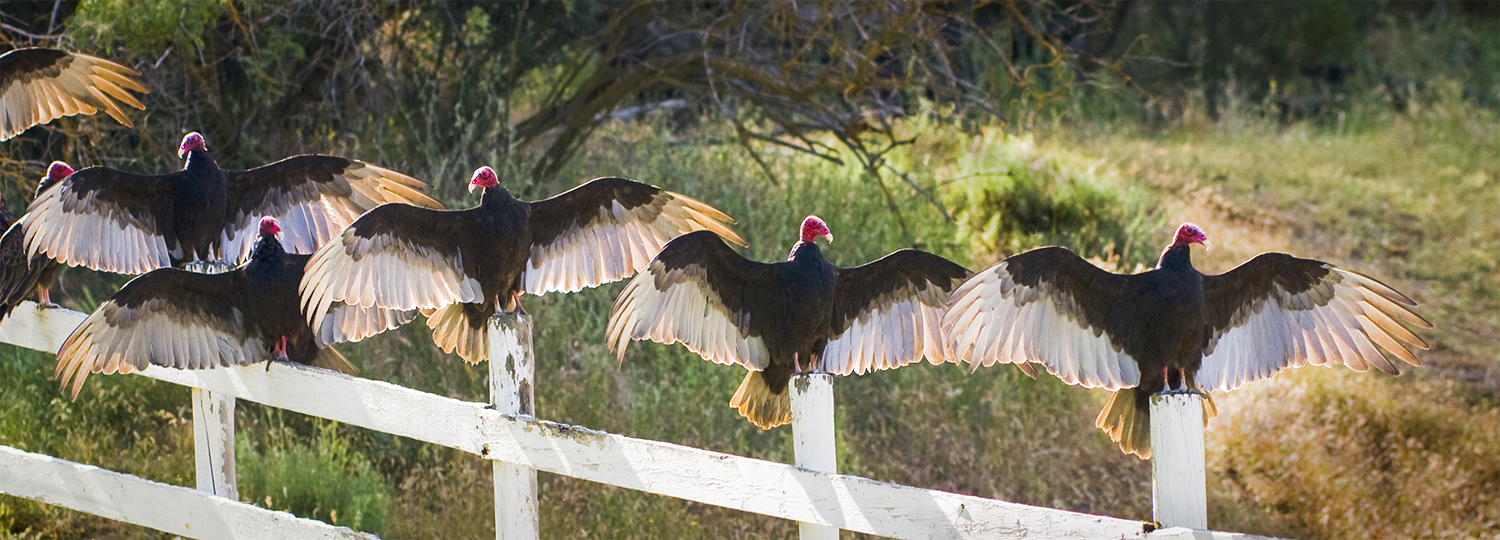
[4,86,1497,539]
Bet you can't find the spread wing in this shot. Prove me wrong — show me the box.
[300,204,485,331]
[20,166,178,274]
[314,302,417,347]
[219,156,442,262]
[822,250,970,375]
[606,231,777,370]
[0,48,147,140]
[54,269,266,399]
[523,177,745,295]
[1196,253,1431,392]
[943,246,1145,390]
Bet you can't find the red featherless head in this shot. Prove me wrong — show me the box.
[1172,222,1210,249]
[178,132,206,159]
[469,166,499,193]
[46,161,74,182]
[259,216,282,238]
[800,215,833,244]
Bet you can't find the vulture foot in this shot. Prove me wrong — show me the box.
[36,287,59,309]
[271,336,290,364]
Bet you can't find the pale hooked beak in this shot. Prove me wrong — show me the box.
[1201,239,1212,250]
[468,182,480,193]
[177,146,189,159]
[823,232,834,244]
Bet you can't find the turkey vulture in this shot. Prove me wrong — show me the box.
[20,132,442,274]
[0,161,71,320]
[943,222,1432,458]
[54,217,412,399]
[606,216,971,429]
[0,48,148,140]
[300,166,746,364]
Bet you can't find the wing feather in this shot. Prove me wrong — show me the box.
[524,177,744,295]
[54,269,266,399]
[0,49,147,140]
[944,247,1143,390]
[1197,255,1430,392]
[823,250,969,375]
[20,167,176,274]
[606,231,774,370]
[220,156,441,262]
[300,204,483,331]
[315,302,416,347]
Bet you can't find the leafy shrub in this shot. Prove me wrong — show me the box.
[947,132,1165,269]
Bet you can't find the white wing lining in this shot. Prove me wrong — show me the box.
[1196,268,1429,393]
[21,185,172,274]
[606,262,770,370]
[300,228,483,331]
[943,263,1141,390]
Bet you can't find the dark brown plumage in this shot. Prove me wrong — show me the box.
[20,132,442,275]
[0,47,147,140]
[0,161,71,320]
[943,222,1432,458]
[54,217,411,399]
[607,216,972,429]
[299,166,746,364]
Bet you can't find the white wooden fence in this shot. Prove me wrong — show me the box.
[0,302,1275,540]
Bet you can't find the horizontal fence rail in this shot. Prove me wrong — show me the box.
[0,446,374,540]
[0,302,1277,540]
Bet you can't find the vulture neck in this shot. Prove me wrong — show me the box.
[249,236,286,264]
[183,149,217,175]
[1156,244,1196,273]
[787,240,824,263]
[479,186,514,207]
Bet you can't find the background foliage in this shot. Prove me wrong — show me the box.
[1,1,1497,539]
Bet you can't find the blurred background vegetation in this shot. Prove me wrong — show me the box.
[1,1,1497,538]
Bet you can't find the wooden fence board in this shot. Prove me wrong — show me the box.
[0,446,375,540]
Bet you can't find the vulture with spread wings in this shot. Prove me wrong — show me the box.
[0,161,71,320]
[300,166,746,364]
[0,47,147,140]
[55,217,411,399]
[20,132,442,274]
[943,222,1431,458]
[607,216,971,429]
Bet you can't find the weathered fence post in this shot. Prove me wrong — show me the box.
[184,261,237,500]
[488,312,539,540]
[1150,392,1208,530]
[191,389,237,499]
[791,373,838,540]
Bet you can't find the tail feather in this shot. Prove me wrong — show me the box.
[1097,388,1152,459]
[425,303,489,364]
[730,371,792,430]
[309,346,359,376]
[1097,389,1218,460]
